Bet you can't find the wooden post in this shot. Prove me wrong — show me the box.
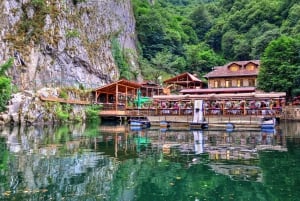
[125,87,128,109]
[244,100,246,115]
[95,91,98,103]
[116,84,119,111]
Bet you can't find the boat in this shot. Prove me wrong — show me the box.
[129,116,151,128]
[260,117,276,129]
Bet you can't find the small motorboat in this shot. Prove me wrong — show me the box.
[129,117,151,128]
[260,117,276,129]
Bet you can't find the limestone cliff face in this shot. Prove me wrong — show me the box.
[0,0,139,90]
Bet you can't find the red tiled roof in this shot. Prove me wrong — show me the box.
[204,60,260,78]
[180,87,256,94]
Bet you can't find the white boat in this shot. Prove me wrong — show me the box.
[129,117,151,128]
[260,117,276,129]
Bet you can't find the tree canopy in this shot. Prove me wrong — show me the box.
[257,35,300,98]
[132,0,300,96]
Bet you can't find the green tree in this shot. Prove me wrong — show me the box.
[150,50,185,75]
[184,43,225,75]
[249,23,280,59]
[281,3,300,35]
[257,35,300,98]
[135,7,167,59]
[189,4,212,41]
[111,38,132,80]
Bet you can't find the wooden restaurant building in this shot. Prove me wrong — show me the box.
[152,60,286,117]
[94,60,286,120]
[93,79,141,116]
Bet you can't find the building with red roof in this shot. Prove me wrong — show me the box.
[205,60,260,89]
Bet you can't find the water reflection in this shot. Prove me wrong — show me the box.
[0,121,299,201]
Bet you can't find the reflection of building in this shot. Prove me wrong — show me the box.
[193,130,204,154]
[205,129,287,160]
[208,163,262,182]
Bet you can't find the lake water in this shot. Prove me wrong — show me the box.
[0,120,300,201]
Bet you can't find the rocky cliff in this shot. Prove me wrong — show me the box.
[0,0,139,90]
[0,0,140,126]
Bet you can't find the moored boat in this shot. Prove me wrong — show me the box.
[260,117,276,129]
[129,116,151,128]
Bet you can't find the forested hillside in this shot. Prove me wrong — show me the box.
[132,0,300,96]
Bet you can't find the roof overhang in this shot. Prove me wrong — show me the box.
[93,79,141,94]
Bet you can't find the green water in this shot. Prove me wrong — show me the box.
[0,121,300,201]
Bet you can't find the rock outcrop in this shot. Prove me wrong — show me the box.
[0,88,88,126]
[0,0,140,90]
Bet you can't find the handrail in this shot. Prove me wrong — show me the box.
[40,96,90,105]
[100,107,282,117]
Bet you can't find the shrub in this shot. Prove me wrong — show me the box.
[85,105,102,121]
[59,89,68,99]
[0,58,13,112]
[66,29,80,38]
[55,104,69,122]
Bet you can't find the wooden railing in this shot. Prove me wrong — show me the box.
[100,106,283,117]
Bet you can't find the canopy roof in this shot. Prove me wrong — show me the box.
[94,79,141,94]
[180,87,256,95]
[163,72,202,86]
[153,92,286,101]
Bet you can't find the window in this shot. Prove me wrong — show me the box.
[229,64,240,71]
[248,79,255,86]
[214,80,220,88]
[246,64,255,71]
[237,79,243,87]
[225,80,232,88]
